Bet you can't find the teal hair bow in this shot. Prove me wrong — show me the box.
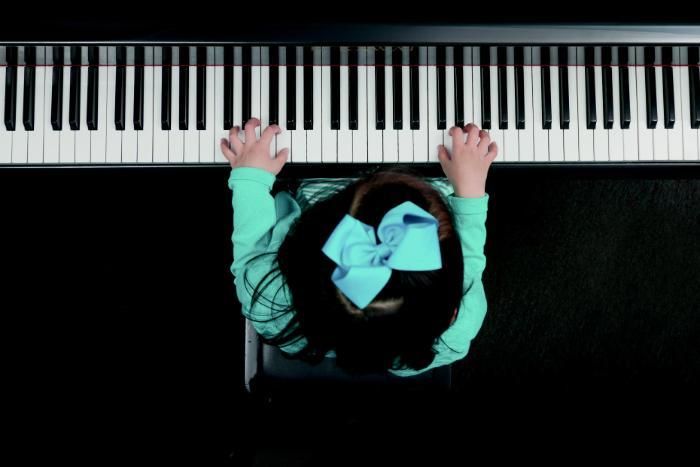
[321,201,442,309]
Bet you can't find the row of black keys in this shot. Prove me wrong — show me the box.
[4,45,700,133]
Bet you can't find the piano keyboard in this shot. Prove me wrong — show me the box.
[1,45,699,166]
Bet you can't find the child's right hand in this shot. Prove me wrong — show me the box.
[438,123,498,198]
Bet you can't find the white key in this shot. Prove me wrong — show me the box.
[214,47,228,164]
[276,47,292,163]
[322,46,337,163]
[290,46,306,163]
[338,47,353,162]
[383,46,398,163]
[138,46,154,163]
[184,47,199,163]
[413,46,428,162]
[532,47,549,162]
[503,47,520,162]
[199,47,215,163]
[43,47,59,163]
[367,47,382,163]
[352,46,368,163]
[427,46,442,163]
[463,46,474,128]
[609,47,625,162]
[668,47,684,160]
[520,46,535,162]
[652,46,668,160]
[91,46,108,163]
[10,48,27,164]
[636,47,654,161]
[250,46,262,141]
[444,47,456,155]
[106,46,122,163]
[0,47,12,164]
[260,46,272,157]
[169,47,184,163]
[471,47,482,141]
[593,47,608,161]
[679,47,699,161]
[622,46,639,162]
[488,47,503,162]
[548,47,564,162]
[152,47,169,163]
[307,47,323,162]
[563,46,579,162]
[122,46,137,162]
[233,46,243,130]
[28,46,45,164]
[75,47,91,163]
[398,47,413,162]
[60,46,75,163]
[577,47,594,162]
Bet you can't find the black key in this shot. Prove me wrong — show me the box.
[331,47,340,130]
[557,47,569,129]
[69,46,81,131]
[392,47,402,130]
[602,47,614,129]
[223,47,233,130]
[375,47,385,130]
[303,46,313,130]
[115,46,126,131]
[454,47,464,128]
[269,46,279,126]
[515,47,525,130]
[242,46,252,127]
[497,46,507,130]
[134,46,145,130]
[196,46,206,130]
[690,47,700,129]
[644,46,657,129]
[436,47,446,130]
[86,46,99,131]
[286,47,296,130]
[409,46,419,130]
[50,46,63,131]
[661,46,675,129]
[22,46,36,131]
[480,46,491,129]
[584,47,596,129]
[161,47,172,131]
[348,47,358,130]
[541,47,552,130]
[4,46,18,131]
[618,47,631,129]
[179,46,189,130]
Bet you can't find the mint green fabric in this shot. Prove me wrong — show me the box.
[229,166,490,377]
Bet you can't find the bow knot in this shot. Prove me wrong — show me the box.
[321,201,442,309]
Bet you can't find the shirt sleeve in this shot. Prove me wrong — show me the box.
[389,192,489,377]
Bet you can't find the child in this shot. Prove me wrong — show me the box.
[221,118,497,377]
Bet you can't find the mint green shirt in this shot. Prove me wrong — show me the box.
[229,166,490,377]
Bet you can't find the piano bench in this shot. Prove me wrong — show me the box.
[243,318,452,400]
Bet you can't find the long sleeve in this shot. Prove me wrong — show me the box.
[389,192,489,377]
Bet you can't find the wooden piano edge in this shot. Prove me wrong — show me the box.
[1,162,700,180]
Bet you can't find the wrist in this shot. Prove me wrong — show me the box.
[453,186,485,198]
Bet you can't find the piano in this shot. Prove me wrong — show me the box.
[1,21,700,175]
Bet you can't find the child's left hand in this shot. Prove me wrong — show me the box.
[219,118,289,175]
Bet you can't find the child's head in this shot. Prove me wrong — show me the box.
[252,166,466,374]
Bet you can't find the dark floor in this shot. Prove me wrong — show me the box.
[1,165,699,464]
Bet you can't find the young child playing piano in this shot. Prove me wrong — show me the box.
[221,118,497,377]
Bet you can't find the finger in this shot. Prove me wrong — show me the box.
[484,142,498,162]
[449,126,465,149]
[244,118,260,144]
[261,124,282,146]
[464,123,480,145]
[476,129,491,149]
[228,126,244,155]
[220,138,237,163]
[437,144,451,165]
[275,147,290,168]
